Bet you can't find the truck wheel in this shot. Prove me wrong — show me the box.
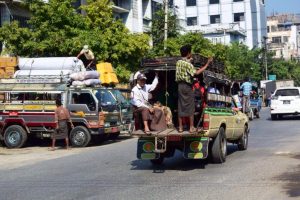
[248,110,254,121]
[211,127,227,163]
[256,112,260,118]
[4,125,28,148]
[70,126,91,147]
[150,155,164,165]
[237,126,248,151]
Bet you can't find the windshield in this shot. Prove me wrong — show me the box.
[110,89,128,104]
[93,89,117,106]
[275,89,299,96]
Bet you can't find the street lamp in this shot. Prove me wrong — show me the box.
[163,0,168,52]
[263,36,268,80]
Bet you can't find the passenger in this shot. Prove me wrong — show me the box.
[240,77,252,113]
[50,99,74,151]
[77,45,96,70]
[153,101,173,128]
[176,44,213,133]
[131,73,166,133]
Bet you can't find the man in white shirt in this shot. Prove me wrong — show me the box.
[77,45,96,70]
[131,73,158,133]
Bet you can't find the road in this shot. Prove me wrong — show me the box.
[0,108,300,200]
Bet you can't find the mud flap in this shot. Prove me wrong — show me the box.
[137,138,160,160]
[183,137,209,159]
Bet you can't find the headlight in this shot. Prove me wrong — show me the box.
[117,121,121,126]
[104,122,110,127]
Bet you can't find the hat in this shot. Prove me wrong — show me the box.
[137,73,147,80]
[83,45,89,52]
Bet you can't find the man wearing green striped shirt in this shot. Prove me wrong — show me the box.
[176,45,213,133]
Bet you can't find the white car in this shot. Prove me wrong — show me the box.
[270,87,300,120]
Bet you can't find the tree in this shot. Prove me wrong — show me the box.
[0,0,150,82]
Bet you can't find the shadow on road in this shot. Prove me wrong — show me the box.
[0,135,133,149]
[130,144,239,173]
[275,153,300,198]
[267,115,300,121]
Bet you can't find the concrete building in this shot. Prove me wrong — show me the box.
[112,0,162,33]
[171,0,267,48]
[0,1,30,28]
[267,14,300,60]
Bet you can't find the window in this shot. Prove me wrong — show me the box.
[234,13,245,22]
[275,89,299,96]
[187,17,197,26]
[186,0,196,6]
[283,36,289,43]
[267,26,270,33]
[210,15,220,24]
[209,0,219,4]
[72,92,96,111]
[233,0,243,2]
[272,37,281,43]
[271,26,277,32]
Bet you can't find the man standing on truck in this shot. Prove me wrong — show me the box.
[176,45,213,133]
[131,73,159,133]
[50,99,74,151]
[240,77,253,113]
[77,45,96,70]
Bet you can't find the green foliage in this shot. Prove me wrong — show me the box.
[0,0,150,82]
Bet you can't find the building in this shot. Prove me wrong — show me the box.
[171,0,267,48]
[72,0,162,33]
[0,1,30,28]
[267,14,300,60]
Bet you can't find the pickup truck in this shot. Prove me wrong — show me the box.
[132,55,250,164]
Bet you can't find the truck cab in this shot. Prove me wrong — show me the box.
[0,80,125,148]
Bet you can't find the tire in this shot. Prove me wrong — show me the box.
[256,112,260,118]
[237,126,248,151]
[109,132,120,140]
[271,114,277,120]
[4,125,28,148]
[150,155,164,165]
[69,126,91,147]
[211,127,227,163]
[248,109,254,121]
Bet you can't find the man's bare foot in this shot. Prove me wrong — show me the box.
[189,127,197,133]
[48,147,55,151]
[66,147,72,150]
[178,127,183,133]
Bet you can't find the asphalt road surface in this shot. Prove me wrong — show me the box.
[0,108,300,200]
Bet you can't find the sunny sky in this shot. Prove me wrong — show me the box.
[265,0,300,16]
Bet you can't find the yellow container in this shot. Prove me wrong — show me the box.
[100,72,119,85]
[96,62,114,74]
[5,66,15,76]
[0,57,17,67]
[0,69,5,78]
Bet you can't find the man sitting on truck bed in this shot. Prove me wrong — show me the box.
[176,45,213,133]
[131,73,162,133]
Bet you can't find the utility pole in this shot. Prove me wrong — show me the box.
[164,0,168,51]
[263,36,268,80]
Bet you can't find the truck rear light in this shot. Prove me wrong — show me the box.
[203,114,209,130]
[9,111,18,116]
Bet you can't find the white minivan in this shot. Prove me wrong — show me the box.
[270,87,300,120]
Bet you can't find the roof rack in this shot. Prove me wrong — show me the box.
[141,54,225,73]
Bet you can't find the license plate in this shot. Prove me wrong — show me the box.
[283,100,290,104]
[111,127,119,133]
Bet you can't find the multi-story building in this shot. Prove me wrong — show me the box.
[112,0,162,33]
[171,0,267,48]
[267,14,300,60]
[0,1,30,28]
